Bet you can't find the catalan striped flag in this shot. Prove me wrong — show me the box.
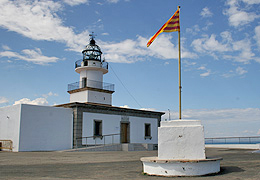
[147,8,180,47]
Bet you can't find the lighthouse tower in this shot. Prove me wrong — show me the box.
[67,33,114,105]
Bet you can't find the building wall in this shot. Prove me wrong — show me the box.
[18,104,73,151]
[0,104,22,152]
[129,116,158,144]
[70,90,112,105]
[80,69,103,83]
[70,91,88,103]
[82,112,121,145]
[87,90,112,105]
[82,112,158,145]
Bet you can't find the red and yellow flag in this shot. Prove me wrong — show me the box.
[147,8,180,47]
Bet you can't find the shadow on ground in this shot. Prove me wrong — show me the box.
[207,166,244,177]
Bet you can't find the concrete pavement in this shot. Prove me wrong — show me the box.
[0,148,259,180]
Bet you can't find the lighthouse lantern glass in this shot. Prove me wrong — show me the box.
[82,41,102,61]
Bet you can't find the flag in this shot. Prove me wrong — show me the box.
[147,8,180,47]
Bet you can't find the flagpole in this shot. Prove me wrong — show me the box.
[178,6,182,120]
[146,7,181,119]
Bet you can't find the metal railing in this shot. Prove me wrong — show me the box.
[77,133,120,148]
[205,136,260,144]
[0,140,13,151]
[75,59,108,69]
[68,79,115,92]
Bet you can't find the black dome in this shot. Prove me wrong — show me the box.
[82,36,102,61]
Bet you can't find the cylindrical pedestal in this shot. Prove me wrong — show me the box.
[141,120,222,176]
[141,157,222,176]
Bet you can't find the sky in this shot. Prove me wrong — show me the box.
[0,0,260,138]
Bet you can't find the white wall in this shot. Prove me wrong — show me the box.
[18,104,73,151]
[0,104,22,152]
[80,69,103,83]
[129,116,158,144]
[70,90,112,105]
[87,90,112,105]
[82,112,121,145]
[70,91,88,103]
[82,112,158,145]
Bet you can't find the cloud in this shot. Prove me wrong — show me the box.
[200,7,213,18]
[13,91,59,106]
[120,105,130,108]
[257,129,260,135]
[241,0,260,5]
[191,34,231,60]
[226,39,256,64]
[14,97,48,106]
[162,108,260,137]
[107,0,120,3]
[202,21,213,31]
[1,45,11,51]
[242,130,256,135]
[186,25,200,35]
[236,66,247,75]
[101,34,197,63]
[0,48,59,65]
[63,0,89,6]
[197,65,212,77]
[120,105,156,111]
[101,38,143,63]
[220,31,233,43]
[222,66,248,78]
[42,92,58,98]
[183,60,196,67]
[192,32,260,64]
[140,107,156,111]
[255,26,260,50]
[102,32,109,36]
[0,1,196,64]
[0,0,89,52]
[200,70,211,77]
[224,0,260,27]
[0,97,9,104]
[164,108,260,123]
[192,34,230,54]
[198,66,206,70]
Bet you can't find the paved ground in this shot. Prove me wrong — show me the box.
[0,148,259,180]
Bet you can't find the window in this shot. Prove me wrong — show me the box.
[94,120,102,138]
[84,60,88,66]
[145,123,152,139]
[82,78,87,88]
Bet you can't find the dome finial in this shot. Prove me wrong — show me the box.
[89,32,96,45]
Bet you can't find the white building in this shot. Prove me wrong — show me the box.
[0,34,164,152]
[0,104,72,152]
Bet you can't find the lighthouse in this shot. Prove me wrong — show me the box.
[0,33,165,152]
[67,33,114,105]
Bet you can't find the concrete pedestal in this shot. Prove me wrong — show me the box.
[141,120,222,177]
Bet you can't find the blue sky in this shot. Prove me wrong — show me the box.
[0,0,260,137]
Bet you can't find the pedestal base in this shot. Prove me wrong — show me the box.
[141,157,222,177]
[159,120,206,160]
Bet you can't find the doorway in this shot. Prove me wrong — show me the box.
[120,122,130,143]
[82,77,87,88]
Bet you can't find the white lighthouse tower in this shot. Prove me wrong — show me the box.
[68,33,114,105]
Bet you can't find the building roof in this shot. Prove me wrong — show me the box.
[55,102,165,118]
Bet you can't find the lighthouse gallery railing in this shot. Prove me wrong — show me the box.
[75,59,108,69]
[68,79,114,92]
